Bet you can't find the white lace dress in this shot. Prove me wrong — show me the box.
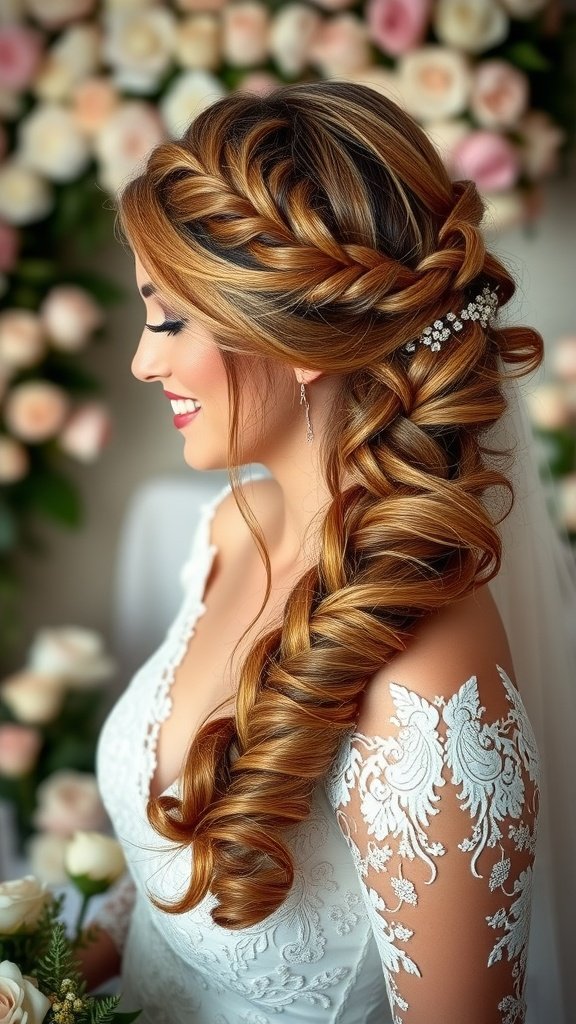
[94,476,541,1024]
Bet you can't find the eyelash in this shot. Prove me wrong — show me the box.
[145,319,185,337]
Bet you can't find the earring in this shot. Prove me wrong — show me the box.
[299,379,314,444]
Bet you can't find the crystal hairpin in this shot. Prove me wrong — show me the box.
[403,285,500,354]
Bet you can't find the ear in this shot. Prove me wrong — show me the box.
[294,368,324,386]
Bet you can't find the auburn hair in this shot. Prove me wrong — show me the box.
[117,80,543,928]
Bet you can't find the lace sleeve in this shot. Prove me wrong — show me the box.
[89,870,137,956]
[327,662,541,1024]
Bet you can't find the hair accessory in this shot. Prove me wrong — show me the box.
[299,380,314,444]
[403,285,500,354]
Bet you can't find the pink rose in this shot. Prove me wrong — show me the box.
[3,380,70,444]
[0,724,42,778]
[94,100,167,195]
[32,769,108,837]
[72,76,121,136]
[452,129,521,192]
[308,14,371,77]
[58,401,112,463]
[0,26,44,91]
[367,0,432,58]
[41,284,104,351]
[222,2,270,67]
[0,309,46,370]
[471,60,529,129]
[0,222,20,274]
[550,336,576,383]
[236,71,282,96]
[0,436,29,484]
[525,382,572,431]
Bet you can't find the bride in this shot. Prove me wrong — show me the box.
[75,80,576,1023]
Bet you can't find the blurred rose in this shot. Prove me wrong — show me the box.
[41,284,104,351]
[95,99,166,194]
[28,625,116,687]
[367,0,431,58]
[0,724,41,778]
[481,189,526,232]
[3,381,70,444]
[1,670,65,725]
[0,961,51,1024]
[236,71,281,96]
[499,0,547,16]
[433,0,508,54]
[308,14,371,77]
[0,25,43,91]
[0,222,20,273]
[24,0,96,30]
[0,309,45,370]
[0,876,49,934]
[58,401,112,462]
[424,118,471,175]
[525,382,572,431]
[104,6,177,94]
[550,336,576,382]
[0,436,29,484]
[25,833,69,886]
[558,474,576,533]
[0,0,26,22]
[17,103,91,184]
[65,831,125,887]
[72,76,121,136]
[222,1,270,67]
[160,69,226,138]
[33,24,101,103]
[270,4,321,77]
[313,0,356,8]
[0,87,23,121]
[32,770,108,837]
[517,110,565,182]
[0,160,53,226]
[175,14,221,71]
[174,0,226,10]
[452,130,521,192]
[398,45,471,122]
[471,60,529,129]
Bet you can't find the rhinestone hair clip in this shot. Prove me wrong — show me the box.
[403,284,500,354]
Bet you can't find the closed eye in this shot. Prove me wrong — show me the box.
[145,319,185,337]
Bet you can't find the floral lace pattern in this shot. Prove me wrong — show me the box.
[325,664,540,1024]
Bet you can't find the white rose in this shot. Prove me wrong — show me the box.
[1,670,65,725]
[0,436,29,484]
[480,188,526,232]
[222,1,270,67]
[25,832,69,886]
[0,876,49,935]
[16,103,91,184]
[525,381,572,431]
[24,0,96,30]
[159,70,227,139]
[0,309,46,370]
[32,770,108,837]
[270,4,322,77]
[433,0,508,55]
[40,285,104,351]
[3,381,69,444]
[33,24,102,103]
[65,831,126,886]
[471,59,529,129]
[104,6,177,94]
[398,45,472,123]
[174,15,221,71]
[0,160,53,226]
[94,100,166,195]
[0,961,50,1024]
[58,401,111,463]
[28,625,115,687]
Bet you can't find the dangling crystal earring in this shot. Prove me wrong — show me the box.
[299,378,314,444]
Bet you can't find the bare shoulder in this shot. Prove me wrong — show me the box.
[209,476,281,557]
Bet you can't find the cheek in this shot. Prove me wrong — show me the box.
[179,344,228,406]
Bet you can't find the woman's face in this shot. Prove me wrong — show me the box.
[130,252,299,472]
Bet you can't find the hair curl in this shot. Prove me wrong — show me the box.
[117,80,543,929]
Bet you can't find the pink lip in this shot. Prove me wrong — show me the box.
[164,390,197,400]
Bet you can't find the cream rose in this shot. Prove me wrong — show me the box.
[33,24,102,103]
[0,725,41,779]
[480,188,526,232]
[25,832,69,886]
[65,831,126,888]
[58,401,112,463]
[16,103,91,184]
[40,284,104,352]
[308,13,371,77]
[32,770,108,837]
[0,961,50,1024]
[0,160,53,226]
[0,310,45,370]
[471,59,529,129]
[0,670,65,725]
[433,0,508,55]
[525,382,572,431]
[270,4,322,77]
[398,45,472,122]
[424,118,471,175]
[236,71,282,96]
[95,99,166,195]
[104,6,177,94]
[72,76,121,136]
[550,336,576,382]
[28,626,116,688]
[24,0,96,30]
[0,436,29,484]
[174,15,221,71]
[0,876,49,935]
[159,70,227,139]
[222,1,270,67]
[3,381,69,444]
[499,0,547,17]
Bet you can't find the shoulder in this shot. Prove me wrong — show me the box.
[209,475,281,556]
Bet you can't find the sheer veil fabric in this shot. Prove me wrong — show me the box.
[484,357,576,1021]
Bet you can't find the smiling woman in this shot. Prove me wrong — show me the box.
[76,80,576,1024]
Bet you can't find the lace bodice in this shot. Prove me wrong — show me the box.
[94,474,541,1024]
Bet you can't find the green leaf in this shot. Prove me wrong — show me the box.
[16,469,83,527]
[111,1012,142,1023]
[502,41,551,72]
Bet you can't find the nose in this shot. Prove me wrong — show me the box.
[131,330,171,383]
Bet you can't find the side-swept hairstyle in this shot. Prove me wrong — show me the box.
[117,80,543,929]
